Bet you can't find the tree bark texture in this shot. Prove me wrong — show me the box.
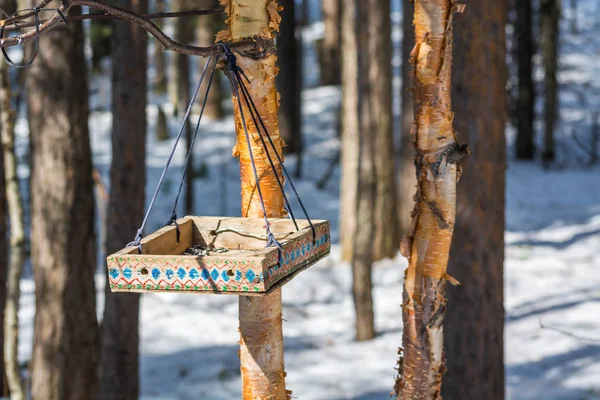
[26,13,98,400]
[540,0,560,165]
[515,0,535,160]
[443,1,507,399]
[340,0,398,264]
[319,0,341,86]
[395,1,466,398]
[98,0,148,398]
[198,13,225,119]
[218,0,289,398]
[277,0,302,158]
[1,54,26,400]
[0,61,8,400]
[399,0,417,234]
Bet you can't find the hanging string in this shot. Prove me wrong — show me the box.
[127,56,212,253]
[227,50,316,244]
[166,56,218,242]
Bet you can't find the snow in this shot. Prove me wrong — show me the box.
[11,0,600,399]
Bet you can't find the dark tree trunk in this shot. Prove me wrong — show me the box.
[277,0,303,162]
[398,0,416,234]
[197,13,224,119]
[27,12,98,400]
[0,63,6,400]
[98,0,148,398]
[443,1,507,399]
[152,0,167,93]
[319,0,341,86]
[540,0,560,166]
[515,0,535,160]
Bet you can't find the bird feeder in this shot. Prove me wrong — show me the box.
[107,216,330,295]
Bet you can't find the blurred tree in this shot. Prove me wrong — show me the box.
[541,0,560,166]
[277,0,303,173]
[515,0,535,160]
[197,13,224,119]
[340,0,396,341]
[443,1,507,398]
[169,0,195,214]
[90,12,112,72]
[98,0,148,398]
[152,0,167,93]
[398,0,416,234]
[0,59,6,400]
[318,0,341,86]
[26,8,98,400]
[1,11,26,398]
[394,1,466,397]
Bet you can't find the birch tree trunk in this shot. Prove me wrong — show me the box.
[219,1,288,398]
[395,1,467,398]
[0,59,9,400]
[98,0,148,398]
[540,0,560,165]
[27,11,99,400]
[0,53,26,400]
[443,1,507,398]
[399,0,416,234]
[515,0,535,160]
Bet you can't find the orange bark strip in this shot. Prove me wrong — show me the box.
[395,0,467,399]
[222,0,289,398]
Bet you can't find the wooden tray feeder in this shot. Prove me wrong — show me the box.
[106,216,330,296]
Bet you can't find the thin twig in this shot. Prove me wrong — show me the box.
[540,321,600,344]
[0,0,273,57]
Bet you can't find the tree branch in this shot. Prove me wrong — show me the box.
[0,0,273,57]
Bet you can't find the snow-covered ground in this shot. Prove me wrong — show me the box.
[11,0,600,399]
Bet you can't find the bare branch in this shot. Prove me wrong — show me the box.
[0,0,273,57]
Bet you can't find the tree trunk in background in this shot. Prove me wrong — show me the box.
[341,0,398,264]
[319,0,341,86]
[398,0,416,235]
[90,12,112,72]
[395,1,466,397]
[219,0,288,397]
[27,13,98,400]
[98,0,148,398]
[153,0,167,93]
[1,50,26,400]
[170,0,195,213]
[0,61,7,400]
[277,0,303,169]
[540,0,560,166]
[198,13,224,119]
[443,1,507,399]
[515,0,535,160]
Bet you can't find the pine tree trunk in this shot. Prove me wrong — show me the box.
[153,0,167,93]
[340,0,398,264]
[319,0,341,86]
[395,1,466,398]
[27,14,98,400]
[198,13,224,119]
[442,1,507,398]
[540,0,560,165]
[0,59,7,400]
[277,0,303,159]
[1,52,26,400]
[515,0,535,160]
[98,0,148,398]
[220,1,288,398]
[399,0,416,234]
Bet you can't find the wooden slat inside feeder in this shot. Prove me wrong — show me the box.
[106,216,330,295]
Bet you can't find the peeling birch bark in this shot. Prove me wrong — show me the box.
[219,1,290,398]
[395,1,467,398]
